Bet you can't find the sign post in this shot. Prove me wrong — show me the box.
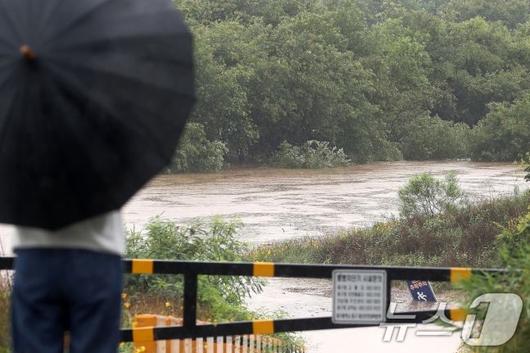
[407,280,437,302]
[332,270,387,325]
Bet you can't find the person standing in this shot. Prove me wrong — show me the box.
[11,211,125,353]
[0,1,195,351]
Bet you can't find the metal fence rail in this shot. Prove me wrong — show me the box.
[130,333,302,353]
[0,257,506,345]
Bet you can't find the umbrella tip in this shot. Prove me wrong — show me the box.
[20,45,37,62]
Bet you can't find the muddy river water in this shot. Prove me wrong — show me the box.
[1,161,527,352]
[123,161,527,242]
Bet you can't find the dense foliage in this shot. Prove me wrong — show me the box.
[125,217,262,322]
[398,172,466,217]
[122,218,302,352]
[459,207,530,353]
[170,0,530,169]
[272,140,351,168]
[471,93,530,161]
[0,277,9,353]
[168,123,228,172]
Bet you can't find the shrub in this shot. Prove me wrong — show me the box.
[521,152,530,182]
[371,140,404,162]
[0,276,10,353]
[398,172,467,218]
[168,123,228,173]
[125,217,262,323]
[251,192,530,268]
[400,115,471,160]
[124,217,303,349]
[470,92,530,161]
[459,208,530,353]
[272,140,351,169]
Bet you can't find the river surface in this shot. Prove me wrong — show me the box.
[122,161,526,243]
[0,161,527,353]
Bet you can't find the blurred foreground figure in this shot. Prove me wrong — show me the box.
[0,0,195,351]
[12,213,124,352]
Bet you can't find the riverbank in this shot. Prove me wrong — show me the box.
[250,192,530,268]
[248,191,530,352]
[1,162,527,353]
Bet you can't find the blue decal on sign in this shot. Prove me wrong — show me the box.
[407,280,437,302]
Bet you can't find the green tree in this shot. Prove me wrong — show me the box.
[471,91,530,161]
[398,172,467,217]
[190,22,261,162]
[431,18,528,125]
[175,0,317,25]
[363,17,440,149]
[125,217,263,322]
[442,0,530,29]
[400,115,470,160]
[170,123,228,172]
[168,0,530,168]
[248,10,389,162]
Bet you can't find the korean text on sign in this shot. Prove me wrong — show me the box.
[332,270,387,325]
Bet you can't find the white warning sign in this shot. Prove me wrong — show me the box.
[332,269,387,324]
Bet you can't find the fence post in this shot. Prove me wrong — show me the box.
[183,273,198,331]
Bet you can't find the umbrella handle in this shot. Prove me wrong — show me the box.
[20,45,37,62]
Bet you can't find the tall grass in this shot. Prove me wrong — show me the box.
[0,255,11,353]
[459,207,530,352]
[124,217,263,323]
[0,281,10,353]
[251,192,530,268]
[124,217,301,349]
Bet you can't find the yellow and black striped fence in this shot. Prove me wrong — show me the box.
[0,256,507,347]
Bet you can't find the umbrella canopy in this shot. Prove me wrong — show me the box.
[0,0,195,230]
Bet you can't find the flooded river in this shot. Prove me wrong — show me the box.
[123,161,526,243]
[1,161,527,353]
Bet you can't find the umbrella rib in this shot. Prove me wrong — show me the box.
[0,66,15,98]
[48,57,193,95]
[45,77,117,192]
[44,0,114,46]
[0,77,21,153]
[52,34,191,57]
[0,39,14,53]
[39,0,69,37]
[0,0,23,45]
[45,0,180,46]
[45,63,184,160]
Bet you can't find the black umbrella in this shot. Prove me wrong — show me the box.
[0,0,195,230]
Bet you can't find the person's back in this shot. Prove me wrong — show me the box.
[11,212,125,353]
